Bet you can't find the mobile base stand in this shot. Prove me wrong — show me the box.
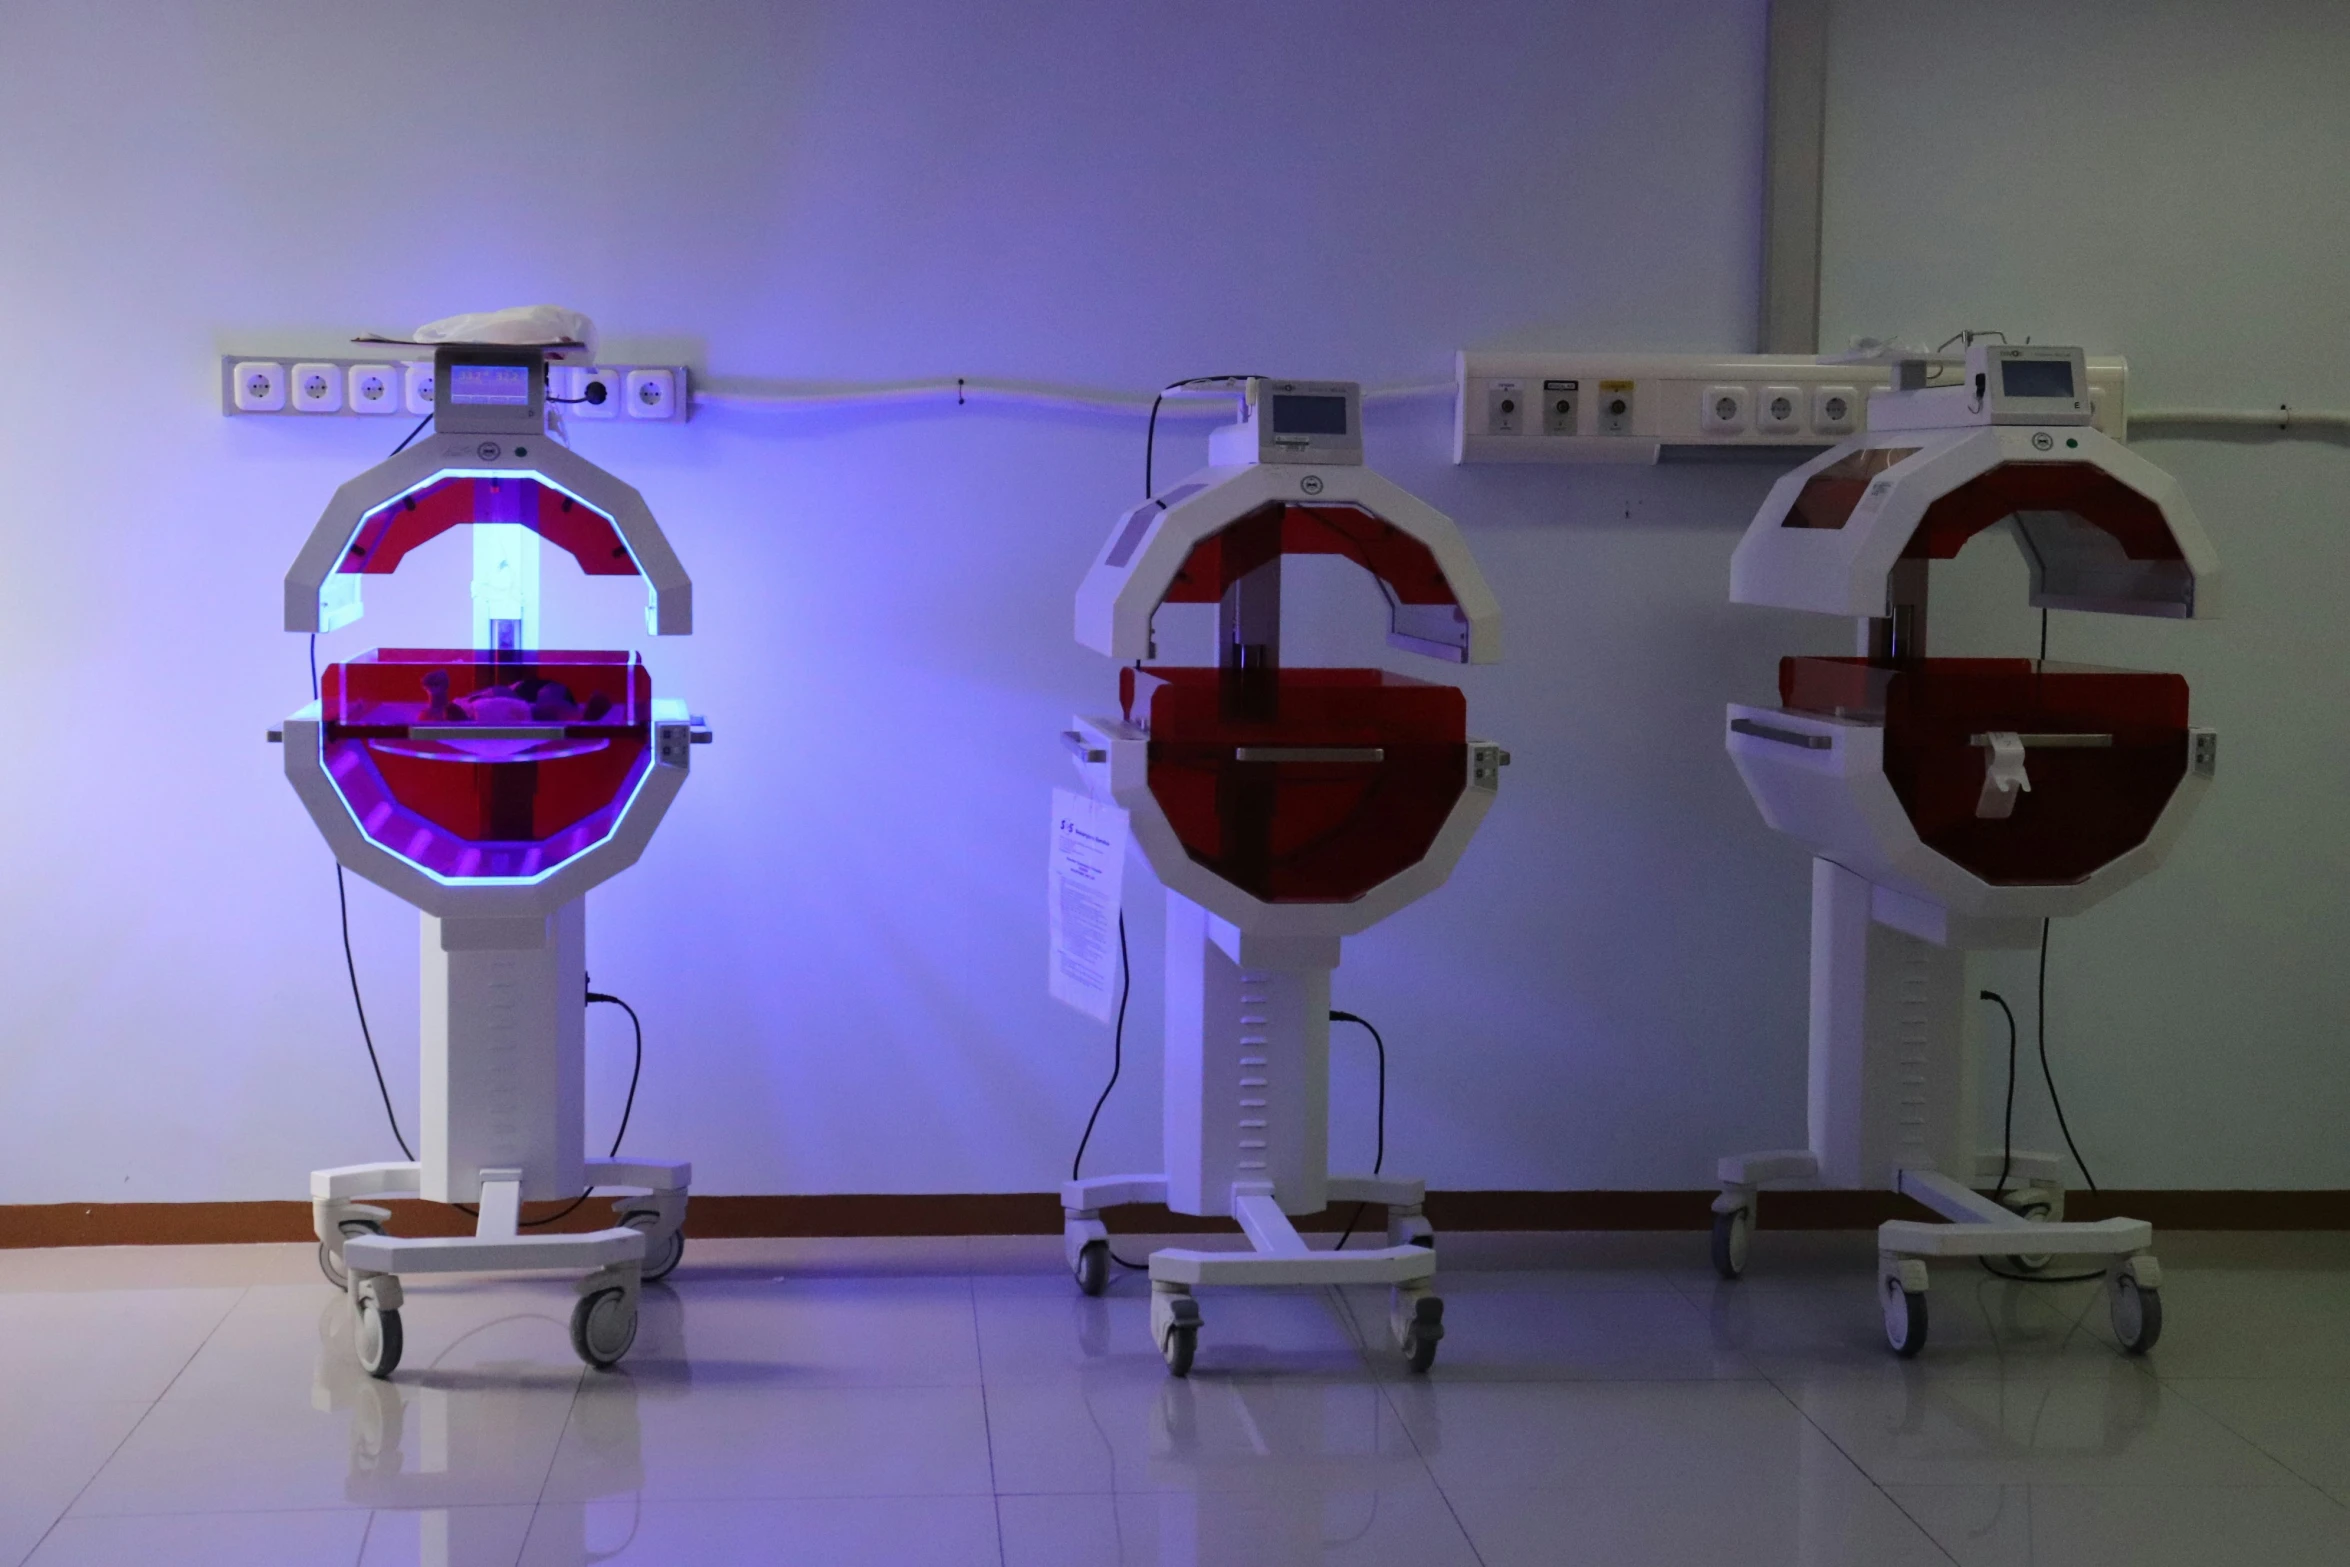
[308,903,691,1378]
[1060,378,1506,1375]
[1714,341,2220,1356]
[1062,898,1444,1377]
[1710,861,2164,1357]
[279,331,710,1376]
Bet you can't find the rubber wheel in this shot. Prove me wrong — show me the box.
[1710,1208,1751,1280]
[356,1299,403,1380]
[2110,1278,2163,1355]
[641,1227,685,1284]
[1074,1239,1109,1298]
[1160,1296,1200,1378]
[1882,1278,1928,1358]
[1401,1296,1445,1374]
[319,1219,384,1292]
[2003,1200,2054,1274]
[571,1287,638,1370]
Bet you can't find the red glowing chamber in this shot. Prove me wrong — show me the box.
[319,649,653,881]
[1782,656,2189,886]
[1122,666,1467,904]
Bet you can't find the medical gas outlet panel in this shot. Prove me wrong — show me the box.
[1454,352,2127,464]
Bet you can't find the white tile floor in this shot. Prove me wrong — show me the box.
[3,1230,2347,1565]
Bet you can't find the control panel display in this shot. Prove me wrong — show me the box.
[2000,359,2075,400]
[1271,394,1349,437]
[448,364,532,406]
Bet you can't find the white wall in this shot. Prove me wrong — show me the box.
[0,0,1794,1202]
[0,0,2333,1207]
[1822,0,2350,1187]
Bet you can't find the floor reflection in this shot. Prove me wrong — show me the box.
[312,1283,690,1566]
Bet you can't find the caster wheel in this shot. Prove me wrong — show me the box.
[2002,1199,2055,1274]
[355,1298,403,1379]
[1160,1296,1200,1378]
[1401,1296,1444,1374]
[1882,1277,1928,1358]
[1074,1239,1109,1297]
[571,1287,638,1370]
[319,1219,385,1292]
[625,1221,684,1284]
[2110,1277,2163,1355]
[1710,1208,1751,1280]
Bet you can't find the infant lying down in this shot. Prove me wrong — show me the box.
[420,669,616,724]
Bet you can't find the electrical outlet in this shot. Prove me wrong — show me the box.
[404,362,436,416]
[233,362,286,412]
[1701,384,1748,436]
[1597,381,1635,436]
[1813,384,1858,435]
[291,362,342,413]
[347,364,399,415]
[625,368,676,419]
[1485,378,1526,435]
[556,365,620,420]
[1542,379,1578,435]
[1758,384,1802,434]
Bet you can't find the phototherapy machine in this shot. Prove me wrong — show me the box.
[1713,342,2220,1355]
[274,332,710,1377]
[1061,378,1506,1376]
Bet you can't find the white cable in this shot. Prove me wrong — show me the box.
[690,375,1453,415]
[2131,406,2350,432]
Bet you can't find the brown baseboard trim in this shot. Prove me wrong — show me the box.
[5,1189,2345,1249]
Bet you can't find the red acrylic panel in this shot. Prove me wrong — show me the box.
[1903,462,2183,562]
[1782,447,1923,530]
[320,648,652,881]
[1781,655,2190,885]
[1161,503,1460,606]
[1122,666,1467,904]
[338,474,639,577]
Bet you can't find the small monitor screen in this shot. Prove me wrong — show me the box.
[1271,393,1349,437]
[2000,359,2075,400]
[448,364,533,407]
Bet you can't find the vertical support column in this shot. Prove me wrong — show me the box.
[1807,857,1872,1186]
[1162,891,1333,1218]
[418,900,586,1203]
[1807,859,1969,1189]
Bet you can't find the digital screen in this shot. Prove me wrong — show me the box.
[448,364,532,406]
[2000,359,2074,400]
[1271,393,1349,437]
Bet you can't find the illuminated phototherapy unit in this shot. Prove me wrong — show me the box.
[1063,379,1506,1376]
[1715,342,2219,1355]
[277,334,709,1377]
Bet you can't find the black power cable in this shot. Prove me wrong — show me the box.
[1068,915,1149,1270]
[1979,934,2104,1284]
[1144,374,1269,499]
[1328,1010,1387,1251]
[2036,919,2096,1192]
[1980,989,2019,1199]
[388,412,431,455]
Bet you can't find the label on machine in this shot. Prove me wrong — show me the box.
[1048,788,1129,1023]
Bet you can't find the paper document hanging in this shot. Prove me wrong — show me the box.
[1049,788,1128,1022]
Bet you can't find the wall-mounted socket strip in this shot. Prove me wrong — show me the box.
[221,356,692,423]
[1454,351,2129,463]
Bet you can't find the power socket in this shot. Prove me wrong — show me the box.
[291,362,342,413]
[403,362,436,416]
[233,362,286,412]
[555,365,620,420]
[347,364,400,415]
[625,368,677,419]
